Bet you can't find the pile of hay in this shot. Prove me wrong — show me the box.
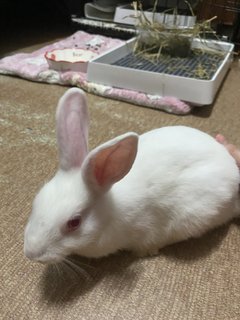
[132,1,223,60]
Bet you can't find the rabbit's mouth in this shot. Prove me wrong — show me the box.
[24,244,64,265]
[35,254,64,265]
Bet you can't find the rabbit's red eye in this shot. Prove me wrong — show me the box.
[67,216,81,231]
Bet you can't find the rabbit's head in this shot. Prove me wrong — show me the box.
[24,88,138,264]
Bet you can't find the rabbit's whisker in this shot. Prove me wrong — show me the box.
[54,262,64,277]
[67,256,96,271]
[63,258,92,280]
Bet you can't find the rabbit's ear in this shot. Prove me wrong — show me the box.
[82,133,138,191]
[56,88,89,171]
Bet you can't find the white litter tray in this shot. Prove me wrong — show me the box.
[87,38,234,105]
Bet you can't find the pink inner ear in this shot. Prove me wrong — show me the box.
[66,111,88,168]
[57,89,89,171]
[92,137,138,188]
[94,146,119,186]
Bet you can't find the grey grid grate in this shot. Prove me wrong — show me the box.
[112,51,225,80]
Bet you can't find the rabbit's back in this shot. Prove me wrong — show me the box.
[115,126,239,247]
[134,126,239,188]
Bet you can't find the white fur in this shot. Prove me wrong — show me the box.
[24,89,240,263]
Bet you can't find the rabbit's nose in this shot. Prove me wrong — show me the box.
[24,235,44,261]
[24,242,63,264]
[24,248,34,260]
[24,244,40,260]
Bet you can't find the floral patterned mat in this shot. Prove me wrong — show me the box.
[0,31,191,114]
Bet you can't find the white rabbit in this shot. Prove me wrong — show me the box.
[24,88,240,263]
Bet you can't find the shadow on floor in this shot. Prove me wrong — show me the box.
[39,221,233,304]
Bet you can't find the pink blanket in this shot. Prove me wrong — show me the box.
[0,31,191,114]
